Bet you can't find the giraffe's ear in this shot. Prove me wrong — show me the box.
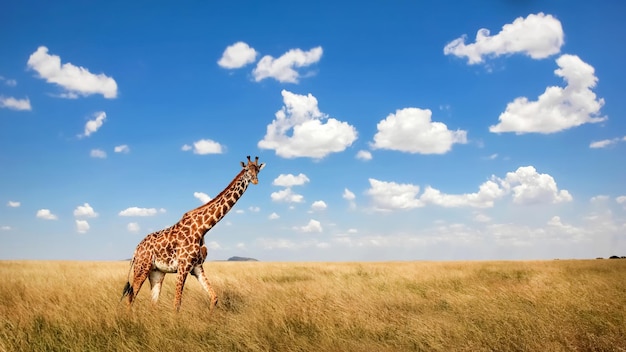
[241,161,246,168]
[259,163,266,171]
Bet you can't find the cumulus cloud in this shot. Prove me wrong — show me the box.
[366,166,571,211]
[502,166,572,205]
[617,196,626,209]
[119,207,165,217]
[366,179,423,211]
[218,42,258,69]
[73,203,98,218]
[253,46,323,83]
[90,149,107,158]
[589,136,625,149]
[182,139,224,155]
[295,219,323,233]
[80,111,106,138]
[27,46,118,99]
[75,220,90,234]
[114,144,130,153]
[311,200,327,211]
[127,222,140,233]
[0,76,17,86]
[258,90,357,159]
[444,12,564,64]
[371,108,467,154]
[490,55,605,134]
[269,212,280,220]
[271,188,304,203]
[7,201,20,208]
[420,179,505,208]
[356,150,372,161]
[272,173,310,187]
[36,209,57,220]
[0,96,31,111]
[194,192,212,204]
[343,188,356,209]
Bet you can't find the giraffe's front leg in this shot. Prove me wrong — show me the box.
[174,268,190,312]
[192,265,218,310]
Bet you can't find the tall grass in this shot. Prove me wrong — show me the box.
[1,260,624,351]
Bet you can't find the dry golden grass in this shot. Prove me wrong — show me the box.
[0,260,625,351]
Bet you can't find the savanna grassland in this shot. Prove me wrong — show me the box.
[0,260,625,351]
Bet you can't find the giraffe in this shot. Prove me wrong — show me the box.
[121,155,265,311]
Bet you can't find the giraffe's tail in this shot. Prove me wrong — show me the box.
[120,257,135,301]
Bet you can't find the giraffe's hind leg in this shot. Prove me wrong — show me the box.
[148,270,166,304]
[127,259,151,307]
[192,265,218,309]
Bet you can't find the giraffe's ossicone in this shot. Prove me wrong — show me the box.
[121,156,265,311]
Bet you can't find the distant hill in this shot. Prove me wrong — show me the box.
[227,256,259,262]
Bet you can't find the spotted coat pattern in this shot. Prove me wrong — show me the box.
[122,156,265,311]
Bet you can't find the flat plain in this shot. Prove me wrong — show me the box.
[1,259,625,351]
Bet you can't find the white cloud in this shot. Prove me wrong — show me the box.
[502,166,572,205]
[420,179,505,208]
[271,188,304,203]
[343,188,356,210]
[366,179,423,211]
[114,144,130,153]
[473,213,492,223]
[489,55,606,134]
[75,220,90,234]
[206,241,222,250]
[127,222,140,233]
[27,46,118,99]
[371,108,467,154]
[90,149,107,158]
[249,206,260,212]
[194,192,212,204]
[0,96,31,111]
[1,226,10,231]
[311,200,327,211]
[36,209,57,220]
[218,42,258,69]
[7,201,20,208]
[356,150,372,160]
[269,212,280,220]
[365,166,570,211]
[258,90,357,159]
[342,188,356,201]
[296,219,323,233]
[444,12,564,64]
[183,139,224,155]
[181,144,192,151]
[590,195,610,204]
[253,46,323,83]
[80,111,106,138]
[73,203,98,218]
[589,136,625,149]
[119,207,165,217]
[0,76,17,86]
[616,196,626,209]
[272,173,310,187]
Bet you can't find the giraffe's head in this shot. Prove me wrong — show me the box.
[241,155,265,185]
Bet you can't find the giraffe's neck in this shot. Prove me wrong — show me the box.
[184,169,250,236]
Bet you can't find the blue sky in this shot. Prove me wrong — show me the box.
[1,1,625,261]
